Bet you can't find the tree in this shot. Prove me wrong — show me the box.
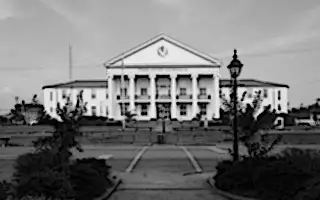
[124,110,137,127]
[8,94,45,125]
[220,89,282,158]
[10,91,88,200]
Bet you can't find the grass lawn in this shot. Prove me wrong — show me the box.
[0,159,15,181]
[2,125,320,146]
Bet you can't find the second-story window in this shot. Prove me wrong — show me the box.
[278,90,281,100]
[263,89,268,98]
[120,88,127,96]
[247,88,253,98]
[200,88,207,95]
[91,89,96,99]
[179,88,186,95]
[141,88,147,96]
[62,90,66,99]
[50,92,53,101]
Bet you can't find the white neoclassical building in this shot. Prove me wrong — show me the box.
[42,34,289,121]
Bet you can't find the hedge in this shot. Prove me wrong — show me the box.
[214,148,320,200]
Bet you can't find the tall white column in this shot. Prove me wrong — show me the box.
[107,75,114,119]
[192,74,198,118]
[149,74,156,119]
[214,74,220,119]
[129,74,135,111]
[170,74,177,119]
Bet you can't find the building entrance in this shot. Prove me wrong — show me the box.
[156,103,171,120]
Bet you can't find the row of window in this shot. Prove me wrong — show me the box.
[223,89,282,100]
[49,106,108,116]
[119,104,207,117]
[50,90,107,101]
[244,89,282,100]
[50,87,209,101]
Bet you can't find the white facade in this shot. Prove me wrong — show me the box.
[42,34,289,121]
[220,83,289,114]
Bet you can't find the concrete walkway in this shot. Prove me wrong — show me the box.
[111,172,228,200]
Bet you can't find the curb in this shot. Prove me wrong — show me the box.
[125,146,148,173]
[180,146,202,173]
[207,146,229,154]
[0,155,17,160]
[206,177,258,200]
[95,176,122,200]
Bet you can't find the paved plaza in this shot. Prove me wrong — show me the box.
[2,144,319,199]
[1,145,230,199]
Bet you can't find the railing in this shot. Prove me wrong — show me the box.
[198,94,211,99]
[116,95,130,100]
[176,94,192,99]
[156,94,171,99]
[135,95,150,100]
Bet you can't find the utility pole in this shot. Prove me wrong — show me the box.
[68,41,75,106]
[121,54,126,131]
[69,42,73,81]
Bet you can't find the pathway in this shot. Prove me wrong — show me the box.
[109,145,228,200]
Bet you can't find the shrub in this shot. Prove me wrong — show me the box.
[214,148,320,200]
[0,181,11,200]
[70,158,113,200]
[5,92,115,200]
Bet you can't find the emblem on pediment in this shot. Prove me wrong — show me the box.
[157,46,168,57]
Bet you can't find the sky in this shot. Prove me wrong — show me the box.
[0,0,320,112]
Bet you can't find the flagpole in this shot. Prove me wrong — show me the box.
[121,54,126,131]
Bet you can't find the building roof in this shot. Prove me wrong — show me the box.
[42,80,107,89]
[103,33,222,67]
[42,79,289,89]
[220,79,289,88]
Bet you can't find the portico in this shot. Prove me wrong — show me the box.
[104,33,221,121]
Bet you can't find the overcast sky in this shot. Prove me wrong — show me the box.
[0,0,320,110]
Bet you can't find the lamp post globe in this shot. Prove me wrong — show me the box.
[227,49,243,79]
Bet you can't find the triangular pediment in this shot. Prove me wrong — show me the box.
[104,33,221,67]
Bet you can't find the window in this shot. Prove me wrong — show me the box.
[91,106,97,116]
[263,89,268,98]
[62,90,66,99]
[141,104,148,116]
[200,104,207,116]
[141,88,147,95]
[106,92,108,99]
[179,88,187,95]
[91,89,96,99]
[50,92,53,101]
[50,107,53,112]
[278,90,281,100]
[180,105,187,116]
[106,107,108,116]
[247,89,252,98]
[200,88,207,95]
[120,88,127,96]
[278,104,282,111]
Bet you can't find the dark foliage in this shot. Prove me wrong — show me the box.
[8,91,113,200]
[0,181,11,200]
[70,158,113,200]
[78,116,108,126]
[214,148,320,200]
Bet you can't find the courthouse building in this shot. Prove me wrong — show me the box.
[42,34,289,121]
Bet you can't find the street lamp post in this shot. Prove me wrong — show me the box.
[227,49,243,162]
